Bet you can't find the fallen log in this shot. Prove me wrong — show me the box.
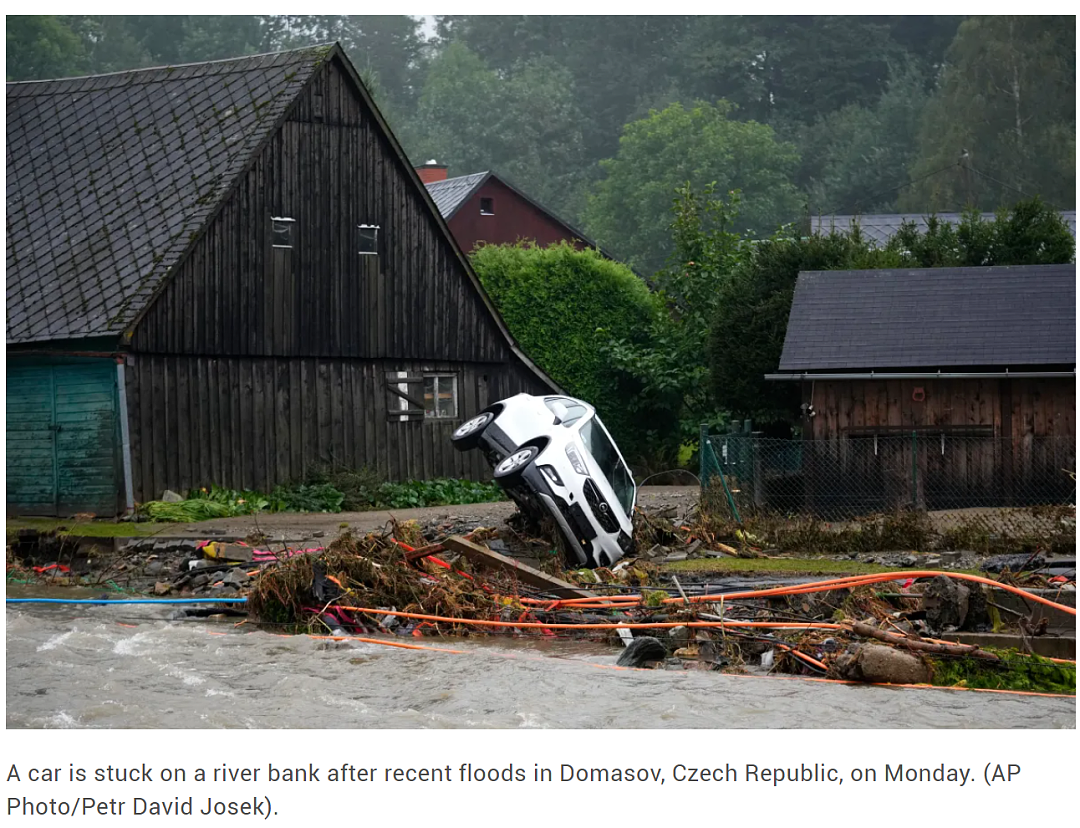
[850,622,1000,661]
[442,536,596,599]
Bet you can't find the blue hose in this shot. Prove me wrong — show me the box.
[7,597,248,605]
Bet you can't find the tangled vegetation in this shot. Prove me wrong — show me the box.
[247,529,502,632]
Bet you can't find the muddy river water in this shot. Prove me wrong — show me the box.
[7,600,1074,729]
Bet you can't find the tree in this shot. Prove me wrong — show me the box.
[800,61,930,215]
[434,16,694,167]
[403,44,588,219]
[258,15,426,109]
[678,17,909,129]
[174,16,270,63]
[602,184,752,451]
[583,100,802,273]
[60,15,155,74]
[469,242,670,462]
[6,16,87,80]
[901,16,1076,212]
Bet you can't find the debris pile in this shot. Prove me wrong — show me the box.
[8,503,1075,694]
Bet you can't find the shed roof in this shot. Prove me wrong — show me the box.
[6,46,329,343]
[811,212,1077,247]
[424,171,490,219]
[778,264,1076,372]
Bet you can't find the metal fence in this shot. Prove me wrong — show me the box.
[701,428,1076,524]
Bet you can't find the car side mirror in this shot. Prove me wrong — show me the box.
[550,401,569,424]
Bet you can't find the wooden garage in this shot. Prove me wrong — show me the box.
[767,264,1076,513]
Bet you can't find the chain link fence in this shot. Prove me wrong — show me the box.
[701,428,1076,549]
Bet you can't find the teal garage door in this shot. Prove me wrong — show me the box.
[6,359,121,516]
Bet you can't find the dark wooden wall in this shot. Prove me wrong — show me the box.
[124,355,547,501]
[798,377,1076,511]
[125,55,554,497]
[132,56,512,364]
[802,377,1075,440]
[448,177,591,254]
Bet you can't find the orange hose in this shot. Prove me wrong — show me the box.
[549,571,1076,616]
[333,605,843,631]
[310,634,468,654]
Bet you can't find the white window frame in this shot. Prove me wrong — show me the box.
[397,373,458,419]
[358,224,379,255]
[271,216,295,249]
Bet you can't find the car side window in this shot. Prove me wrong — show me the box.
[545,397,586,426]
[560,404,587,426]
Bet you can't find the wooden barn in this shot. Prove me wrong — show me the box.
[6,45,556,517]
[419,165,615,257]
[766,265,1076,513]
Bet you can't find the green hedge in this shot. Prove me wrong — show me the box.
[471,241,662,452]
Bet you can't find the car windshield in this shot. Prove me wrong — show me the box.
[579,416,635,515]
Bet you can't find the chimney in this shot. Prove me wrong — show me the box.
[416,159,449,184]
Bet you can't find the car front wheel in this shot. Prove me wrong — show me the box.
[450,412,494,451]
[493,445,539,484]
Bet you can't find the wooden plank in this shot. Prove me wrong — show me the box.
[317,359,332,463]
[331,361,344,468]
[251,360,267,491]
[272,360,288,484]
[442,536,596,599]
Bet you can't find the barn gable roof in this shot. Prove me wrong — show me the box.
[6,46,330,344]
[778,264,1076,372]
[7,46,559,390]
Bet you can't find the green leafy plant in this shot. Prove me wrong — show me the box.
[269,483,346,513]
[373,478,506,509]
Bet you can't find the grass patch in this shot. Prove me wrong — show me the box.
[661,556,899,576]
[6,518,165,539]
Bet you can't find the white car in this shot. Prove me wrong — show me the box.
[450,394,637,569]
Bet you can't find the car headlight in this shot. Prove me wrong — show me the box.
[565,445,588,475]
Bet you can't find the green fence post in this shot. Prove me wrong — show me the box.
[699,423,710,489]
[911,430,918,509]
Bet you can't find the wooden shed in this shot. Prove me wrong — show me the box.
[6,45,556,516]
[767,265,1076,513]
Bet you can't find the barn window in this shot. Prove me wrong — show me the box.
[271,217,295,248]
[358,224,379,255]
[480,197,495,216]
[393,373,458,419]
[424,375,458,418]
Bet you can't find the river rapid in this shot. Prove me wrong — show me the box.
[7,600,1074,729]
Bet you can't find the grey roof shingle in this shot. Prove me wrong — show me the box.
[778,264,1076,371]
[6,47,328,344]
[424,171,489,219]
[811,212,1077,246]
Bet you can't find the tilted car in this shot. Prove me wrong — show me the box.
[450,394,636,568]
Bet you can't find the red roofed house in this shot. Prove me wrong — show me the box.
[418,162,612,257]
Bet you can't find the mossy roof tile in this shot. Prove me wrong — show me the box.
[6,46,327,343]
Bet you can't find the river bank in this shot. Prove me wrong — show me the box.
[7,599,1074,729]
